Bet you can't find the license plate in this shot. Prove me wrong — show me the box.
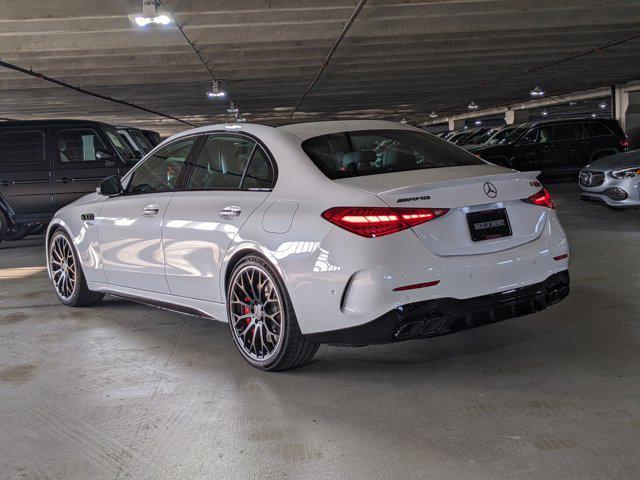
[466,208,512,242]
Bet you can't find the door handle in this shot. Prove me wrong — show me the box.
[218,206,242,219]
[57,177,71,184]
[142,204,160,217]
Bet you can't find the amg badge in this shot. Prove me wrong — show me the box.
[397,195,431,203]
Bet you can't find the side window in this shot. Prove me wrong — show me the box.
[187,135,255,190]
[523,127,553,144]
[127,138,195,194]
[555,123,583,141]
[586,122,613,138]
[0,130,45,166]
[242,147,274,189]
[56,129,107,163]
[521,128,539,144]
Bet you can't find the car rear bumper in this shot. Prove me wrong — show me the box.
[307,270,569,346]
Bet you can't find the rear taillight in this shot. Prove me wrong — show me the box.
[523,188,555,209]
[321,206,449,238]
[620,138,630,149]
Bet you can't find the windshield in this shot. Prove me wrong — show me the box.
[104,126,137,161]
[302,129,485,180]
[129,129,153,153]
[501,124,530,144]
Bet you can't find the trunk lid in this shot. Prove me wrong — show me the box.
[335,165,548,256]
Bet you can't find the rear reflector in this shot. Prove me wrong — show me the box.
[523,188,555,209]
[322,206,449,238]
[554,254,568,261]
[621,138,630,149]
[393,280,440,292]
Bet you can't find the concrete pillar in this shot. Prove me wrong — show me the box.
[624,91,640,148]
[448,119,465,131]
[505,109,529,125]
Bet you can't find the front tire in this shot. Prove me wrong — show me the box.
[49,229,104,307]
[226,256,319,371]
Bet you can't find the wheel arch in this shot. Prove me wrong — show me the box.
[222,246,286,298]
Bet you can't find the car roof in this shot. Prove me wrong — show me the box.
[529,117,613,128]
[167,120,420,144]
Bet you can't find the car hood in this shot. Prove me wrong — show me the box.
[584,149,640,171]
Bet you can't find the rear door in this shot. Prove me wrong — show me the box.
[513,126,555,172]
[0,128,53,221]
[51,126,124,210]
[552,122,586,172]
[163,134,274,302]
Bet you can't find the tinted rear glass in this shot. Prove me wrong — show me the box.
[302,129,484,179]
[0,130,45,166]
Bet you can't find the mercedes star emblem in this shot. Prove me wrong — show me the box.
[483,182,498,198]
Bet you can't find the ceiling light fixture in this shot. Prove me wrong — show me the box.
[467,101,479,110]
[400,118,408,124]
[429,110,438,119]
[236,114,247,123]
[130,0,173,27]
[475,120,482,125]
[541,110,548,116]
[569,101,578,106]
[591,113,597,118]
[206,80,226,99]
[599,100,607,110]
[530,84,545,97]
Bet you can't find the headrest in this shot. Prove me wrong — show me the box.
[343,151,376,169]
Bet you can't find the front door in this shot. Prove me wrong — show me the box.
[97,137,197,293]
[0,128,53,221]
[552,122,585,173]
[52,127,124,211]
[163,134,274,302]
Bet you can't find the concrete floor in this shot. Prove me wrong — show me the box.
[0,183,639,480]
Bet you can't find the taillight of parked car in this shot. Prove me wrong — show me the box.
[321,207,449,238]
[522,188,555,209]
[620,138,630,149]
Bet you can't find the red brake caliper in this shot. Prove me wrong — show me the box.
[244,297,255,338]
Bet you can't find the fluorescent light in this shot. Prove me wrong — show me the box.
[206,80,226,99]
[400,118,407,124]
[467,101,479,110]
[227,102,239,114]
[599,100,607,110]
[130,1,173,27]
[591,113,597,118]
[541,110,548,116]
[475,120,482,125]
[429,110,438,119]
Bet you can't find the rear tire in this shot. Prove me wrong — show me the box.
[226,255,319,371]
[49,229,104,307]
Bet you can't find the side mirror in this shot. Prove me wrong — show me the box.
[97,175,122,196]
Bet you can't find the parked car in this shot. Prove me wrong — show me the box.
[447,130,474,145]
[579,148,640,208]
[473,118,629,176]
[463,125,520,150]
[0,119,138,244]
[46,120,569,371]
[141,129,162,147]
[116,125,155,158]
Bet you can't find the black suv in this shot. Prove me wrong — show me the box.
[0,120,138,243]
[473,118,629,176]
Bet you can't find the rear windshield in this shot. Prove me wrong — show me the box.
[302,129,484,179]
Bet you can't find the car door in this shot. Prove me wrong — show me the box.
[163,134,274,302]
[0,128,53,221]
[513,126,555,172]
[52,126,126,211]
[552,122,585,172]
[97,137,197,293]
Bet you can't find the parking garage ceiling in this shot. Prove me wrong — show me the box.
[1,0,640,135]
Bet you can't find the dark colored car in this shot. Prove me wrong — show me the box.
[116,126,156,159]
[473,118,629,176]
[141,129,162,146]
[0,120,138,243]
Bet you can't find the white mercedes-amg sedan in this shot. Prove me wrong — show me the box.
[46,120,570,370]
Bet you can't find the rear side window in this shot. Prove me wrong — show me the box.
[302,129,484,179]
[242,146,274,189]
[586,122,613,138]
[0,130,45,166]
[187,135,256,190]
[555,123,584,141]
[56,129,107,163]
